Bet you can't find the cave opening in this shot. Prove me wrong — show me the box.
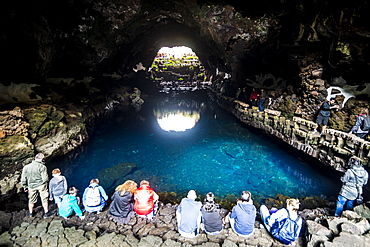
[149,46,209,93]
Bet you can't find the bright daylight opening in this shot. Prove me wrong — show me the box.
[157,46,196,58]
[150,46,210,93]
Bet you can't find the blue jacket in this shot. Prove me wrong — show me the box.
[49,175,68,199]
[230,203,256,235]
[59,194,83,217]
[82,183,108,212]
[177,198,202,233]
[351,115,369,134]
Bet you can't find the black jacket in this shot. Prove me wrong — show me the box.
[108,190,134,218]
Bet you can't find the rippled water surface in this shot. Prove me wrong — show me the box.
[50,90,341,200]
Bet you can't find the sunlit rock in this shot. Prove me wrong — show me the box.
[0,135,34,170]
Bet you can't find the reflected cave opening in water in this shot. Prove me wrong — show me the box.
[49,89,342,206]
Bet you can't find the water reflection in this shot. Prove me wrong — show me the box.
[154,100,201,132]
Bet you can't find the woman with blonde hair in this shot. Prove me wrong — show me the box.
[108,180,138,224]
[260,198,303,245]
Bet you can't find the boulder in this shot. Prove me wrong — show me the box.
[98,162,136,190]
[306,220,332,237]
[137,235,163,247]
[354,204,370,219]
[341,218,370,235]
[330,232,367,247]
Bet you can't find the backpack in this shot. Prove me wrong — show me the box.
[85,186,101,207]
[360,116,370,131]
[270,209,301,245]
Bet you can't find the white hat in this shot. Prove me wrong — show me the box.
[187,190,197,200]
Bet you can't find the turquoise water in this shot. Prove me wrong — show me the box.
[49,90,341,200]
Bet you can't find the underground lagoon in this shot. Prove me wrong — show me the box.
[47,90,341,207]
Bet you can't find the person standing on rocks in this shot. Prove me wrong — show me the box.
[176,190,202,238]
[226,191,256,237]
[258,89,267,112]
[250,88,259,107]
[49,168,68,208]
[335,157,368,217]
[313,97,339,135]
[21,153,53,218]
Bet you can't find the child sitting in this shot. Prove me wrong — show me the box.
[82,178,108,213]
[59,187,84,220]
[49,168,68,208]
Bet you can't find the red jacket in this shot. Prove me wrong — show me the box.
[250,92,258,100]
[134,185,158,215]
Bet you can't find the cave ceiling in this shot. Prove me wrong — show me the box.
[1,0,370,90]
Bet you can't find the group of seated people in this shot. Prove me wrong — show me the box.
[177,190,303,245]
[54,178,159,223]
[52,176,302,245]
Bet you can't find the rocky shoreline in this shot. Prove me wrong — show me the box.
[1,201,370,247]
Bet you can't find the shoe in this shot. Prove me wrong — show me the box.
[312,129,318,133]
[28,212,33,217]
[44,211,53,218]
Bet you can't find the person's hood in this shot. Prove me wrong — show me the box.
[238,203,254,213]
[32,160,44,165]
[89,183,99,188]
[351,166,368,179]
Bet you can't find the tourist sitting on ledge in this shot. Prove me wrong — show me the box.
[108,180,137,224]
[176,190,202,238]
[82,178,108,213]
[134,180,159,220]
[260,198,303,245]
[200,192,223,235]
[226,191,256,237]
[59,187,84,220]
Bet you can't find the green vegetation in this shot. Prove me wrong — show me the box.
[150,53,206,82]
